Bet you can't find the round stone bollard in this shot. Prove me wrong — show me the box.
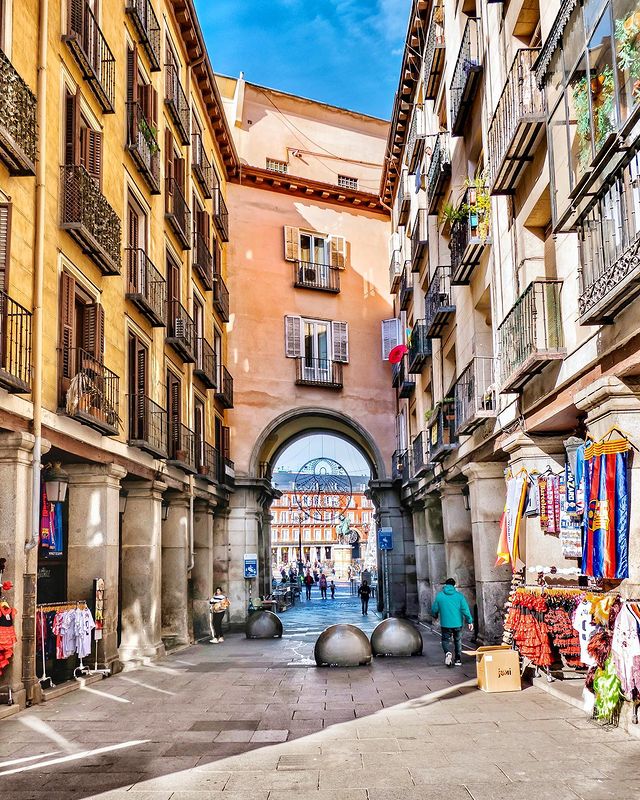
[370,618,423,657]
[314,624,372,667]
[245,610,283,639]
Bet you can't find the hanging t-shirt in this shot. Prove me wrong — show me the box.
[75,608,95,659]
[572,600,596,666]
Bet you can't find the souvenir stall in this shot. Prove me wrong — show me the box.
[0,559,17,705]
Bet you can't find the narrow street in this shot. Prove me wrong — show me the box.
[1,587,639,800]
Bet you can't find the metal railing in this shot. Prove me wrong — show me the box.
[425,265,454,337]
[397,168,410,224]
[164,62,190,145]
[392,356,415,397]
[411,432,429,475]
[427,132,450,212]
[0,48,37,175]
[194,336,217,388]
[399,265,413,310]
[165,176,191,249]
[0,291,32,393]
[166,299,196,362]
[64,0,116,113]
[450,185,490,283]
[168,421,196,472]
[411,208,429,269]
[389,249,402,293]
[125,247,166,327]
[126,0,161,72]
[192,230,213,290]
[213,188,229,242]
[197,441,220,482]
[216,365,234,407]
[428,399,457,462]
[294,261,340,292]
[213,275,230,322]
[60,165,122,275]
[295,358,343,389]
[126,101,160,193]
[407,320,431,373]
[392,449,409,482]
[450,17,481,135]
[424,0,445,99]
[454,356,496,435]
[192,133,212,198]
[64,347,120,435]
[128,394,167,457]
[406,104,426,171]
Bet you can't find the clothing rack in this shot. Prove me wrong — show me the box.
[36,600,91,688]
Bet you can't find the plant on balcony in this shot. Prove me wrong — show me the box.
[139,117,159,155]
[462,176,491,243]
[573,66,615,170]
[439,202,465,234]
[616,12,640,102]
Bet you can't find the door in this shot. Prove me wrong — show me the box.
[127,200,146,293]
[194,396,205,468]
[167,256,180,328]
[193,296,204,368]
[128,334,148,440]
[166,371,181,457]
[303,319,330,382]
[299,233,328,286]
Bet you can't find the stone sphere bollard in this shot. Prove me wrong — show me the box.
[371,618,423,657]
[314,624,372,667]
[245,610,283,639]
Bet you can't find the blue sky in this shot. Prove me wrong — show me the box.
[274,434,370,476]
[194,0,410,120]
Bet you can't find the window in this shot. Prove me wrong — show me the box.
[194,395,205,466]
[0,202,10,296]
[59,272,104,396]
[128,332,148,440]
[300,232,328,266]
[284,315,349,375]
[126,44,158,141]
[166,370,181,443]
[303,529,311,541]
[325,529,332,541]
[338,175,358,190]
[282,529,289,540]
[283,227,346,269]
[64,88,103,187]
[381,318,402,360]
[266,158,288,173]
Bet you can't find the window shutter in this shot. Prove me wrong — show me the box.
[284,315,302,358]
[175,156,185,191]
[60,272,76,390]
[83,302,105,361]
[80,128,103,188]
[150,86,159,127]
[136,340,147,398]
[331,321,349,363]
[283,226,299,262]
[329,235,346,269]
[126,45,138,105]
[0,203,11,293]
[381,318,401,360]
[165,128,174,183]
[222,425,231,459]
[64,90,80,166]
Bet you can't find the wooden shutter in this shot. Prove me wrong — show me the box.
[127,203,139,250]
[329,235,346,269]
[283,226,299,261]
[284,315,302,358]
[60,272,76,391]
[82,302,105,361]
[381,318,402,360]
[196,210,209,245]
[64,90,80,166]
[80,127,103,188]
[175,156,185,191]
[165,128,174,183]
[0,203,11,294]
[331,321,349,363]
[135,340,147,398]
[150,87,158,126]
[222,425,231,459]
[126,45,138,105]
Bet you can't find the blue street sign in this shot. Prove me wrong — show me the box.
[379,527,393,550]
[244,553,258,579]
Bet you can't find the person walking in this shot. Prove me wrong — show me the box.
[319,573,328,599]
[330,580,335,599]
[209,587,230,644]
[431,578,473,666]
[358,579,371,615]
[304,570,313,601]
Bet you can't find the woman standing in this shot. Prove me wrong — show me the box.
[358,580,371,615]
[209,587,230,643]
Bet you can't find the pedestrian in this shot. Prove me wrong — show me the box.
[313,569,319,584]
[431,578,473,667]
[209,586,230,644]
[330,580,335,599]
[358,579,371,615]
[304,570,313,600]
[319,573,328,599]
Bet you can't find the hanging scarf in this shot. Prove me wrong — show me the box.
[502,473,527,570]
[593,655,622,724]
[40,484,53,549]
[538,475,549,526]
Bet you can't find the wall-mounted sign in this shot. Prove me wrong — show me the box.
[244,553,258,579]
[379,528,393,550]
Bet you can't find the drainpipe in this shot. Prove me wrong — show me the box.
[186,58,195,575]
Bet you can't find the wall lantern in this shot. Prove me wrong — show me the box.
[119,490,129,516]
[461,484,471,512]
[161,499,170,521]
[44,462,69,504]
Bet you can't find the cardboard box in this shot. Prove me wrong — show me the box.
[463,645,521,693]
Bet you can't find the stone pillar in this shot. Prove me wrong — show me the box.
[192,499,216,641]
[66,463,127,671]
[462,462,510,644]
[410,501,430,621]
[440,480,475,614]
[161,490,190,649]
[422,493,447,621]
[119,479,166,663]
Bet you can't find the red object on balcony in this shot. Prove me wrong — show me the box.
[388,344,408,364]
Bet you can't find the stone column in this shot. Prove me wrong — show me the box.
[422,493,447,621]
[192,498,216,641]
[119,479,166,663]
[410,501,430,621]
[66,463,127,671]
[461,462,510,644]
[439,480,475,614]
[161,489,190,649]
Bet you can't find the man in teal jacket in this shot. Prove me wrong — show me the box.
[431,578,473,666]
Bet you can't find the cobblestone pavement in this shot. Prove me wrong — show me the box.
[1,585,640,800]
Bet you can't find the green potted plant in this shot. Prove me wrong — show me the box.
[616,12,640,103]
[439,202,465,235]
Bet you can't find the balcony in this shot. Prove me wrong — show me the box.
[62,348,120,436]
[428,398,457,463]
[427,132,451,214]
[411,208,428,272]
[192,133,212,199]
[213,188,229,242]
[168,422,197,473]
[498,280,565,393]
[294,261,340,293]
[60,165,122,276]
[425,266,455,338]
[397,168,410,226]
[63,0,116,113]
[125,247,166,327]
[128,394,167,458]
[389,249,402,293]
[166,299,196,363]
[192,230,213,290]
[392,448,409,482]
[399,266,413,311]
[450,185,491,284]
[392,357,415,398]
[165,177,191,250]
[197,441,220,483]
[411,432,429,477]
[406,104,426,172]
[216,365,234,408]
[407,320,431,373]
[488,49,545,195]
[164,63,190,145]
[0,48,36,175]
[0,291,32,393]
[194,337,217,389]
[424,0,445,100]
[295,357,343,389]
[126,0,161,71]
[454,356,496,436]
[213,275,230,322]
[450,17,482,136]
[126,101,160,194]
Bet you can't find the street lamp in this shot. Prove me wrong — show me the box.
[44,462,69,504]
[119,490,128,516]
[461,484,471,512]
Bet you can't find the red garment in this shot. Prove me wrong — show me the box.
[0,605,17,677]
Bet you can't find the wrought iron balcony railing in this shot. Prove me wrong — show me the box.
[64,0,116,113]
[397,168,410,226]
[126,0,161,72]
[392,448,409,482]
[0,291,32,393]
[216,365,234,407]
[498,280,565,393]
[411,208,428,272]
[294,261,340,293]
[424,0,445,100]
[125,247,166,327]
[166,299,196,363]
[399,264,413,311]
[60,165,122,275]
[450,17,482,136]
[389,249,402,293]
[213,188,229,242]
[488,49,545,195]
[406,104,426,172]
[454,356,497,436]
[428,398,457,463]
[411,431,429,477]
[0,48,36,175]
[427,132,451,213]
[168,421,197,473]
[192,230,213,290]
[450,185,491,284]
[165,176,191,250]
[407,320,431,374]
[62,348,120,436]
[391,356,415,398]
[126,101,160,194]
[295,357,342,389]
[164,62,190,145]
[425,266,455,338]
[192,133,212,199]
[213,275,230,322]
[128,394,167,458]
[194,336,217,389]
[197,440,220,483]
